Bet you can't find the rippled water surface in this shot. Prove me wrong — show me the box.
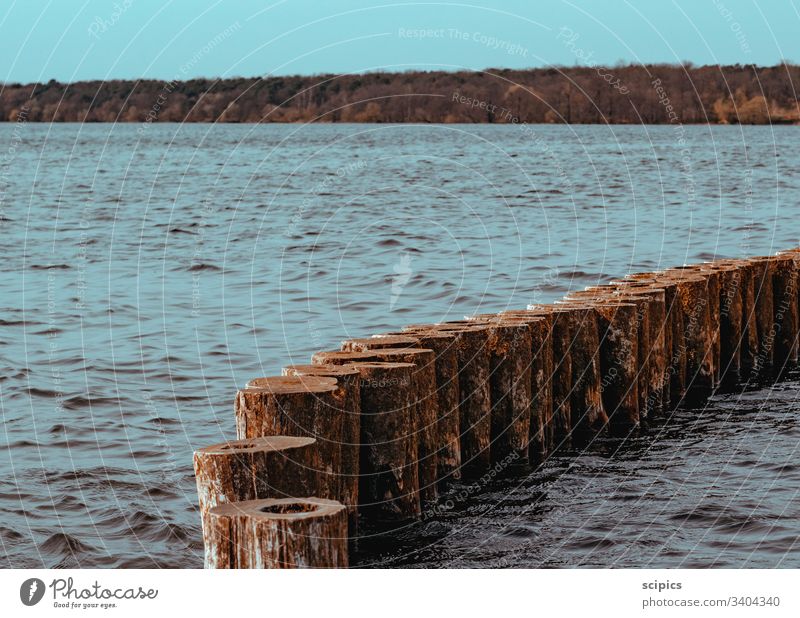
[1,123,798,568]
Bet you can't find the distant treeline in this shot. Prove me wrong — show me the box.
[2,63,799,124]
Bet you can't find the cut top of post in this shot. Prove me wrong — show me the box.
[342,335,421,350]
[196,435,316,456]
[242,375,339,394]
[210,497,345,521]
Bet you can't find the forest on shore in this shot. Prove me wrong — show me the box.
[1,63,798,124]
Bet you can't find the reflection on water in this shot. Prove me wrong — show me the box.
[0,123,798,567]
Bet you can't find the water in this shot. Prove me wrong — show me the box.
[0,122,798,568]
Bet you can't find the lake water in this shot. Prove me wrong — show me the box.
[1,123,798,568]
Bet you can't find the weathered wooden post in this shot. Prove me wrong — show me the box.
[465,317,533,462]
[414,323,493,473]
[738,259,761,379]
[623,274,684,408]
[614,286,668,417]
[206,498,347,568]
[276,365,361,534]
[314,347,438,503]
[194,436,324,567]
[660,272,715,404]
[748,256,776,377]
[497,312,554,459]
[598,285,653,417]
[529,304,607,439]
[337,341,439,502]
[380,329,463,482]
[522,307,574,443]
[346,362,420,521]
[771,253,800,375]
[563,296,640,431]
[700,261,746,388]
[234,376,345,503]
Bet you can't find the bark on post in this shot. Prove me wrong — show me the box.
[748,257,776,377]
[234,376,345,503]
[346,362,421,521]
[583,301,640,431]
[624,275,684,408]
[523,307,573,443]
[615,287,667,417]
[277,365,361,534]
[529,304,607,439]
[771,253,800,375]
[194,436,323,567]
[738,259,761,379]
[423,324,493,474]
[499,312,555,459]
[593,290,652,419]
[703,262,745,389]
[382,329,462,483]
[662,272,715,403]
[206,498,347,569]
[313,348,438,504]
[362,348,437,503]
[467,318,532,462]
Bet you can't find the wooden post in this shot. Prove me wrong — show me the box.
[748,257,776,377]
[562,304,607,437]
[660,272,715,404]
[615,287,668,417]
[698,261,746,389]
[524,307,573,443]
[347,362,421,521]
[419,324,493,474]
[624,275,684,408]
[193,436,323,567]
[771,253,800,375]
[467,318,532,462]
[342,335,421,351]
[600,289,652,418]
[565,300,640,431]
[277,365,361,534]
[529,304,607,440]
[500,311,555,458]
[234,376,344,504]
[380,329,463,483]
[359,347,437,503]
[206,498,347,568]
[738,259,761,379]
[313,348,438,504]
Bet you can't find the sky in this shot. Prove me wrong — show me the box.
[1,0,798,83]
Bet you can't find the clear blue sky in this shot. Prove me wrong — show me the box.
[1,0,798,83]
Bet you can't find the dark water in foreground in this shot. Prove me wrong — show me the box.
[1,123,798,567]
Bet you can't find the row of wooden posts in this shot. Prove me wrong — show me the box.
[193,249,800,568]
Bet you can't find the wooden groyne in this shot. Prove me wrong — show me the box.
[193,250,800,568]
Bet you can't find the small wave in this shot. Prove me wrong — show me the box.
[39,532,94,556]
